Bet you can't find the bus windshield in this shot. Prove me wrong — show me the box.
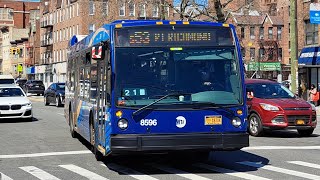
[115,46,242,108]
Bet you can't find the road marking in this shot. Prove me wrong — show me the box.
[0,150,91,159]
[151,164,211,180]
[194,163,271,180]
[243,146,320,150]
[0,172,13,180]
[238,161,320,180]
[57,113,64,116]
[102,163,158,180]
[59,164,108,180]
[288,161,320,169]
[20,166,61,180]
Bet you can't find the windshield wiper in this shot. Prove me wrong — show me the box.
[132,92,190,117]
[190,101,235,116]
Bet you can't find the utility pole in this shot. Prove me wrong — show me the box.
[290,0,298,93]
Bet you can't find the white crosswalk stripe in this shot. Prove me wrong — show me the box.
[19,166,61,180]
[288,161,320,170]
[194,163,272,180]
[151,164,211,180]
[102,163,159,180]
[0,172,13,180]
[59,164,108,180]
[238,161,320,180]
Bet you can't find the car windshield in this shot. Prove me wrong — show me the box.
[0,79,15,84]
[115,47,242,108]
[57,84,65,90]
[246,83,295,99]
[32,81,43,85]
[0,88,25,97]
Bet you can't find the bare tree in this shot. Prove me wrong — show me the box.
[163,0,253,22]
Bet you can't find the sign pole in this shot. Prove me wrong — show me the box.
[290,0,298,93]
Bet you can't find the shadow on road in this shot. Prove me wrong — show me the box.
[99,150,269,175]
[262,129,319,138]
[0,117,39,123]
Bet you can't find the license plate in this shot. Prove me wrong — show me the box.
[205,115,222,125]
[296,120,305,125]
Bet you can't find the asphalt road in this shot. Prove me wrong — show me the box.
[0,96,319,180]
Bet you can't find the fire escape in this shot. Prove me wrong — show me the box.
[40,1,53,66]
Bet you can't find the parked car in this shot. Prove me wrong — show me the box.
[246,79,317,137]
[0,84,33,120]
[16,79,27,88]
[44,83,65,107]
[0,75,15,84]
[23,80,45,96]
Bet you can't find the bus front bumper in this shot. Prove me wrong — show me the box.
[110,133,249,153]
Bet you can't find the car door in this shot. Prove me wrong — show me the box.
[47,84,54,103]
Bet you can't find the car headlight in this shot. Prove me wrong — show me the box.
[22,103,32,107]
[118,118,128,130]
[308,102,316,111]
[231,117,242,127]
[259,103,279,111]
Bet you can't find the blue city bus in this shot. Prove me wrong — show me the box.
[65,20,249,160]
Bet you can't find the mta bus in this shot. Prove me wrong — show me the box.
[65,20,249,160]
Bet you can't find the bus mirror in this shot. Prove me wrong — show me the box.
[91,45,105,60]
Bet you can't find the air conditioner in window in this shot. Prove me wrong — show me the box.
[250,57,255,61]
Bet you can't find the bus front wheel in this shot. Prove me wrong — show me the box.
[69,110,77,138]
[90,115,104,161]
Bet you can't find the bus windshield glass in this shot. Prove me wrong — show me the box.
[115,26,242,108]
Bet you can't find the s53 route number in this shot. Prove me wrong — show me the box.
[140,119,157,126]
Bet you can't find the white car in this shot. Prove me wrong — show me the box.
[0,84,33,120]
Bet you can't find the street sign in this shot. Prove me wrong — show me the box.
[310,1,320,24]
[247,62,281,71]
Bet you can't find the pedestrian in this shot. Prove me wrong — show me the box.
[309,84,319,106]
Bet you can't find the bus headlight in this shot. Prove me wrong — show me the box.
[232,117,242,127]
[118,119,128,130]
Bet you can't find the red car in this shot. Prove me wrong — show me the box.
[246,79,317,137]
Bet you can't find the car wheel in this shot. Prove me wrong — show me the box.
[44,96,49,106]
[69,110,77,138]
[248,113,264,137]
[56,96,62,107]
[297,128,314,137]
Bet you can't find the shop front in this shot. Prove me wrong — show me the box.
[298,46,320,101]
[26,66,35,80]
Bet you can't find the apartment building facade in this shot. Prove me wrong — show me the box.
[38,0,173,87]
[0,0,40,76]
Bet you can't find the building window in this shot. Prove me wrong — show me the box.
[73,5,75,17]
[277,27,282,40]
[278,48,283,62]
[152,4,159,17]
[89,0,95,15]
[240,26,245,39]
[305,20,318,45]
[119,2,125,16]
[77,3,79,16]
[102,0,108,15]
[250,27,255,40]
[128,1,135,16]
[69,6,72,19]
[259,48,265,60]
[139,4,146,17]
[268,27,273,39]
[89,24,95,34]
[259,27,264,39]
[0,8,13,20]
[250,48,255,61]
[241,48,246,57]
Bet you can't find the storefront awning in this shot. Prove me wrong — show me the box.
[298,47,320,65]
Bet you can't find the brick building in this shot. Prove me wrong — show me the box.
[0,0,40,77]
[38,0,173,87]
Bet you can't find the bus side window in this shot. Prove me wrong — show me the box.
[84,67,90,100]
[90,66,98,102]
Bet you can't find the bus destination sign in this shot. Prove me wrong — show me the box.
[115,26,233,47]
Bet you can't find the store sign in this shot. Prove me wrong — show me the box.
[247,62,281,71]
[310,2,320,24]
